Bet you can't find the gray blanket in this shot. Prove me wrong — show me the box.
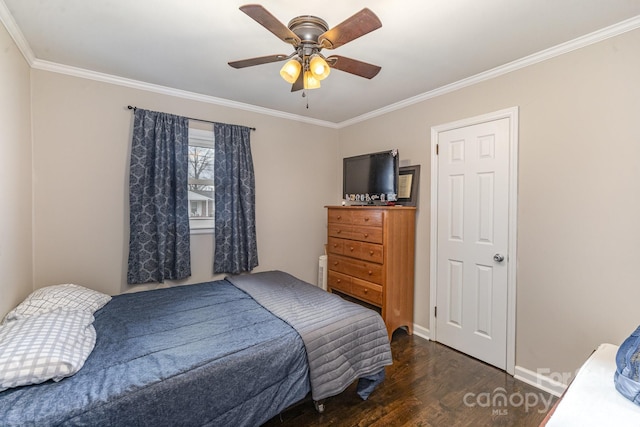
[227,270,393,401]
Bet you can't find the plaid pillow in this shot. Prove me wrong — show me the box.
[3,284,111,323]
[0,309,97,391]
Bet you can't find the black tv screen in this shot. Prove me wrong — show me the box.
[343,150,399,204]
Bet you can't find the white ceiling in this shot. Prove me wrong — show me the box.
[2,0,640,126]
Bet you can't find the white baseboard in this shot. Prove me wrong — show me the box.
[514,365,567,397]
[412,324,430,341]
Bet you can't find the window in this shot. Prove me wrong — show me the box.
[188,128,214,232]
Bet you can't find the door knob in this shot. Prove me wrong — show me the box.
[493,254,505,263]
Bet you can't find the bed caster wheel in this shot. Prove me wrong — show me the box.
[314,400,325,413]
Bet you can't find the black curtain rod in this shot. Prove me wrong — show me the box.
[127,105,256,131]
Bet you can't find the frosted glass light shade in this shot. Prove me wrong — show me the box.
[303,71,321,89]
[280,59,301,84]
[309,55,330,80]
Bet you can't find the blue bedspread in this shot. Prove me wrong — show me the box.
[0,281,310,426]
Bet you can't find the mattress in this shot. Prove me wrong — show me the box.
[545,343,640,426]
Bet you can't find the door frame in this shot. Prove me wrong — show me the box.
[429,107,519,375]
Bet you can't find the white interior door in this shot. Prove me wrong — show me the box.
[435,117,511,370]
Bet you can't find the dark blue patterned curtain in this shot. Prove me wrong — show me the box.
[213,124,258,274]
[127,108,191,284]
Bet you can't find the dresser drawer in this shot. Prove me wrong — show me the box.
[328,224,352,240]
[351,277,383,306]
[327,237,345,255]
[328,270,352,294]
[359,241,384,263]
[340,240,383,264]
[351,210,383,227]
[328,209,351,224]
[327,254,383,285]
[350,225,383,244]
[329,224,383,244]
[328,208,384,227]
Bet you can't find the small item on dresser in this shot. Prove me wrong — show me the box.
[614,325,640,405]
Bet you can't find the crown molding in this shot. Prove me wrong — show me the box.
[31,59,339,129]
[0,0,35,64]
[336,14,640,128]
[2,0,638,130]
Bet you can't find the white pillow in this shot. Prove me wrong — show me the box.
[0,309,97,392]
[3,284,111,323]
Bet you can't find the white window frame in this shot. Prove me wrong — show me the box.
[188,128,215,234]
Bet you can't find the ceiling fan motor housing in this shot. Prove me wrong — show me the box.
[288,16,329,45]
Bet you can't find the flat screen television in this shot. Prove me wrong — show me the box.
[343,149,399,205]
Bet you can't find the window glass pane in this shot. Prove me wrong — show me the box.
[188,146,214,182]
[188,128,214,230]
[188,183,213,217]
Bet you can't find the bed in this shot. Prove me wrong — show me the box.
[0,270,392,426]
[542,343,640,426]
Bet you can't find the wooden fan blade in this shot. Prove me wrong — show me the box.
[291,69,304,92]
[319,8,382,49]
[327,55,381,79]
[240,4,301,46]
[228,54,288,69]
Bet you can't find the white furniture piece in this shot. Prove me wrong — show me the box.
[543,343,640,426]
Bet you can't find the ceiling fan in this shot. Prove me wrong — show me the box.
[228,4,382,92]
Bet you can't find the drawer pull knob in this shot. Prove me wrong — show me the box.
[364,233,369,238]
[333,261,339,266]
[368,270,373,275]
[336,279,341,283]
[337,215,342,220]
[333,244,337,248]
[349,247,354,252]
[337,230,342,234]
[363,289,368,294]
[364,217,369,221]
[369,250,374,255]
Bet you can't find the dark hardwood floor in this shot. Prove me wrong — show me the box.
[263,330,556,427]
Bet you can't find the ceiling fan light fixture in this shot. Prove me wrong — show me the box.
[303,71,321,89]
[280,58,302,84]
[309,55,331,81]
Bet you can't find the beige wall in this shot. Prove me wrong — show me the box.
[7,14,640,386]
[30,71,339,296]
[339,28,640,378]
[0,22,33,317]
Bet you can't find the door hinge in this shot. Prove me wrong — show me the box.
[435,144,439,155]
[434,306,437,318]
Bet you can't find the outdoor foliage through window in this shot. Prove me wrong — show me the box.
[188,128,214,230]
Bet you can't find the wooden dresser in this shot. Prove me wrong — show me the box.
[325,206,416,339]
